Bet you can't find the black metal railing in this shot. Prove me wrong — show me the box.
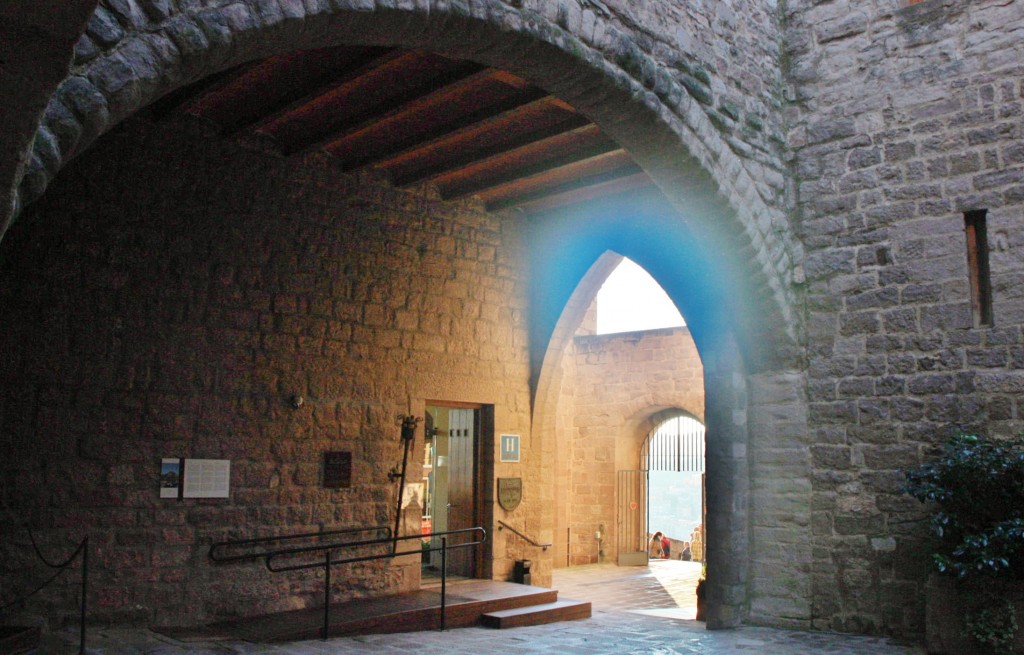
[0,526,88,654]
[497,520,551,550]
[209,525,392,563]
[209,525,486,639]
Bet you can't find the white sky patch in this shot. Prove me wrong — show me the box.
[596,258,685,335]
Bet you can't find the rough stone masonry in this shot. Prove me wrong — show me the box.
[0,0,1021,645]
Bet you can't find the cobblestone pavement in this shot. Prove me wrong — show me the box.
[45,562,925,654]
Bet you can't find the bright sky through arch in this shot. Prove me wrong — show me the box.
[596,258,686,335]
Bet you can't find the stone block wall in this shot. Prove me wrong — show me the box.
[560,0,789,202]
[553,326,704,566]
[785,0,1024,637]
[0,116,533,627]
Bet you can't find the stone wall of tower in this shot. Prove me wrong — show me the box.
[785,0,1024,637]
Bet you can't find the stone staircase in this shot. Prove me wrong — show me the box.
[168,580,591,643]
[481,598,592,629]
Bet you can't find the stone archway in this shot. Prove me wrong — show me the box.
[2,0,810,632]
[530,214,756,627]
[9,1,800,363]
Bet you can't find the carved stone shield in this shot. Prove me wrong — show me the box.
[497,477,523,512]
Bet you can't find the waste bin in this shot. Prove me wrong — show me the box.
[513,559,532,585]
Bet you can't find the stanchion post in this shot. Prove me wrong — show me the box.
[80,537,88,655]
[322,551,331,640]
[440,536,447,632]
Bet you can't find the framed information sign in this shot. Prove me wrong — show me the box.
[500,434,520,462]
[323,451,352,489]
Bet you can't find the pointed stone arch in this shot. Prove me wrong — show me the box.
[529,220,754,627]
[11,0,799,365]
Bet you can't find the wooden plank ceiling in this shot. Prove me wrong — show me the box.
[148,46,656,214]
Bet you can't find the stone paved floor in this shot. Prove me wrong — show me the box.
[555,560,703,620]
[44,561,925,654]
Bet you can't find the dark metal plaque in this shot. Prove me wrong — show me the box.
[323,451,352,489]
[497,477,522,511]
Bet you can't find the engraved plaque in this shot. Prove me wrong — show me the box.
[498,477,522,512]
[323,451,352,489]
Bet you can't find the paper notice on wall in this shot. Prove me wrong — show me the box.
[182,459,231,498]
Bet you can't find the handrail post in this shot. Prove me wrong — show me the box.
[391,415,419,554]
[322,550,331,641]
[440,536,447,632]
[214,526,487,636]
[80,536,88,655]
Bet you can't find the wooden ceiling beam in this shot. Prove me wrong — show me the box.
[450,149,639,205]
[181,47,392,133]
[315,68,536,167]
[254,51,482,153]
[512,172,656,213]
[142,62,258,123]
[156,44,661,216]
[376,96,583,186]
[429,123,616,198]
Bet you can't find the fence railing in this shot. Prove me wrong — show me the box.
[210,525,486,639]
[497,520,551,550]
[0,526,88,655]
[209,525,391,563]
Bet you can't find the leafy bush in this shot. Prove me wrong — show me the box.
[903,433,1024,581]
[963,591,1019,655]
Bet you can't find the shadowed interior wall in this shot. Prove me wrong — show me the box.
[0,116,533,627]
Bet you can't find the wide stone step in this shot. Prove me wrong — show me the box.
[166,581,562,642]
[481,599,592,629]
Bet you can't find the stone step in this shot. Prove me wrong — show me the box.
[480,599,592,629]
[174,581,562,642]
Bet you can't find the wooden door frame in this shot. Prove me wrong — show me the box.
[425,401,492,579]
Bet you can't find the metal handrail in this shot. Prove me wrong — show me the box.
[497,520,551,550]
[0,527,88,655]
[264,527,483,572]
[209,525,391,563]
[209,526,487,639]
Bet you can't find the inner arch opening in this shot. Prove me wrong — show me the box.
[542,253,706,571]
[596,258,686,336]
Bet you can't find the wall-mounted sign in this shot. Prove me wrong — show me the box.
[498,477,523,511]
[323,451,352,489]
[161,458,231,499]
[183,459,231,498]
[500,434,520,462]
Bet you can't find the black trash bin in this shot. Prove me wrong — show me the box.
[513,559,532,585]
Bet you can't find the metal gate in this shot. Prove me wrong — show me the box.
[640,414,706,562]
[641,415,705,473]
[616,469,648,566]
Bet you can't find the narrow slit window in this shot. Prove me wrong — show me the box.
[964,209,993,327]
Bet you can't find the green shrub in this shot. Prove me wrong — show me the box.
[904,434,1024,654]
[903,433,1024,581]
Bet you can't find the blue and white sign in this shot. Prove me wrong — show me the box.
[500,434,520,462]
